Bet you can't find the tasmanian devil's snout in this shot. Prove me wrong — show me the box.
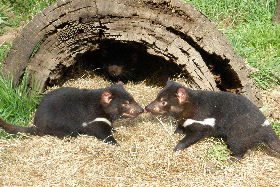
[131,104,144,115]
[107,65,124,77]
[145,101,167,115]
[122,102,144,118]
[145,103,155,113]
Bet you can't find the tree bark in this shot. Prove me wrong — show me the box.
[273,0,280,23]
[1,0,262,106]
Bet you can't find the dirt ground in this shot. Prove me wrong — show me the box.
[0,27,21,45]
[1,30,280,186]
[261,88,280,121]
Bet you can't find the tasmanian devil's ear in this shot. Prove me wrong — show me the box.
[101,91,113,105]
[166,79,175,86]
[176,87,188,104]
[116,81,124,86]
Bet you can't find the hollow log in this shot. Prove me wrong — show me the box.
[1,0,262,106]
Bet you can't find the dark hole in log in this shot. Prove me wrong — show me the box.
[45,40,188,87]
[166,27,242,93]
[202,54,242,93]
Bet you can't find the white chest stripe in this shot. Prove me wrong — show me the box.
[82,117,112,127]
[261,120,270,127]
[183,118,216,127]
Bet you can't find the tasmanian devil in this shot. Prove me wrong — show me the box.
[0,82,144,145]
[145,80,280,158]
[102,53,138,83]
[93,43,139,83]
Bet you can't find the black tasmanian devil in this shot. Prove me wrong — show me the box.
[145,80,280,158]
[0,82,144,145]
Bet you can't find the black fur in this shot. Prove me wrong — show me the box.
[145,80,280,158]
[98,45,139,83]
[0,83,144,145]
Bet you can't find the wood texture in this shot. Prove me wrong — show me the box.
[273,0,280,23]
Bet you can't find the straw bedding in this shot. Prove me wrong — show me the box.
[1,74,280,186]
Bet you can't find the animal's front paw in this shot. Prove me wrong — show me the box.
[229,155,242,163]
[174,126,185,134]
[173,142,187,152]
[229,153,244,162]
[104,136,118,145]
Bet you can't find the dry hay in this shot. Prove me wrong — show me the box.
[1,74,280,186]
[261,87,280,121]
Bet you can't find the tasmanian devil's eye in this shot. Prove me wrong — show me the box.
[122,100,130,107]
[161,101,168,106]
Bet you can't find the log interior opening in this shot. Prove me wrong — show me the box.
[45,39,187,87]
[202,54,242,93]
[166,27,242,93]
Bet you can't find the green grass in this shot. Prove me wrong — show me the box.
[0,4,21,34]
[0,46,41,137]
[2,0,57,17]
[0,75,40,123]
[1,0,57,21]
[0,74,41,138]
[225,23,280,89]
[0,1,53,138]
[186,0,280,89]
[206,138,230,162]
[0,0,57,34]
[272,121,280,137]
[186,0,276,24]
[0,0,51,131]
[0,43,11,69]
